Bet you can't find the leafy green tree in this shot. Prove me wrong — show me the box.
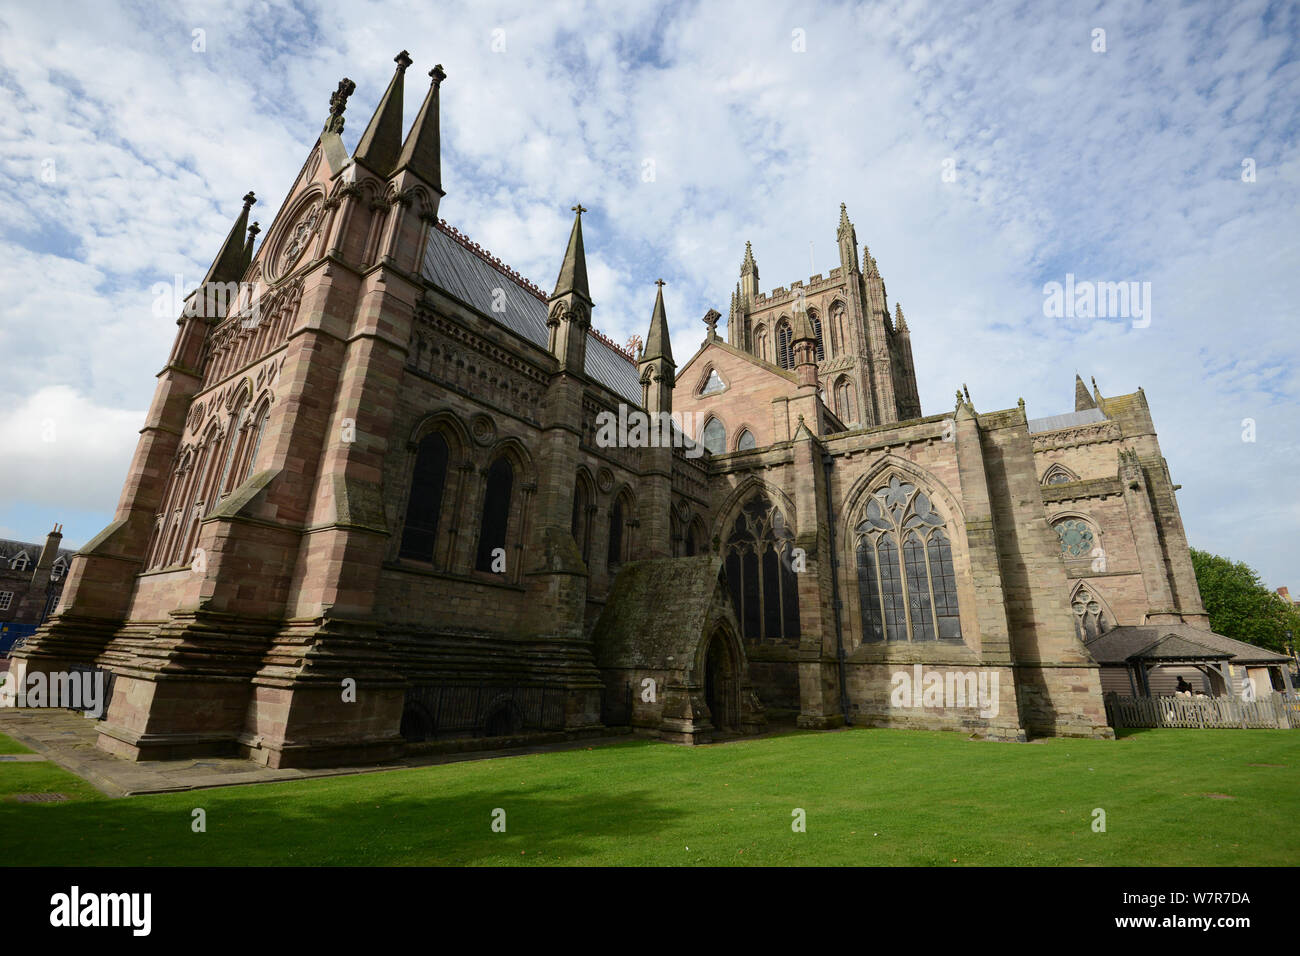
[1190,548,1300,654]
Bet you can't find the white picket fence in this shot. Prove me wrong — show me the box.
[1104,693,1300,730]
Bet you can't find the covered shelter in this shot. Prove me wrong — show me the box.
[1086,624,1295,699]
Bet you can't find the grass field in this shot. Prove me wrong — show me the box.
[1,727,1297,866]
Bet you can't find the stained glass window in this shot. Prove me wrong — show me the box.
[854,475,963,643]
[723,494,801,644]
[702,418,726,454]
[1054,518,1094,557]
[475,457,513,572]
[701,369,726,395]
[400,432,449,561]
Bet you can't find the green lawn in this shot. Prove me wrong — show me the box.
[1,727,1297,866]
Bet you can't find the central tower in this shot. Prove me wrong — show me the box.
[725,204,921,426]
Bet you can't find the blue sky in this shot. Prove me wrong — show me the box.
[0,0,1297,591]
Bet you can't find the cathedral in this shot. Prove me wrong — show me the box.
[12,52,1215,767]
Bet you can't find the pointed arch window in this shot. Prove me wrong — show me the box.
[776,321,793,370]
[608,493,632,568]
[475,456,514,572]
[571,474,591,560]
[736,428,756,451]
[215,393,250,500]
[723,494,800,644]
[700,368,726,395]
[400,432,450,562]
[754,325,768,361]
[1043,464,1078,485]
[854,475,962,643]
[831,302,848,357]
[809,311,825,362]
[1071,585,1107,641]
[702,417,726,455]
[685,518,706,557]
[241,405,270,483]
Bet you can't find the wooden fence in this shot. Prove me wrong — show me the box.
[1105,693,1300,730]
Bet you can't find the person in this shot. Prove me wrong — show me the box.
[1176,676,1194,695]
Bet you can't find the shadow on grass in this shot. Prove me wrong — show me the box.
[0,779,682,866]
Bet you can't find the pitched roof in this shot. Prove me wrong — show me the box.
[1026,407,1107,434]
[1086,624,1291,665]
[0,538,75,562]
[420,220,639,404]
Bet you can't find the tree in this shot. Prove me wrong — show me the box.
[1190,548,1300,654]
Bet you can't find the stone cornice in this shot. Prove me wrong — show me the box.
[1041,476,1124,503]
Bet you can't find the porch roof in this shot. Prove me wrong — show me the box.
[1086,624,1291,666]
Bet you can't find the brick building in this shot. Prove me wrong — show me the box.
[12,52,1221,766]
[1,526,71,653]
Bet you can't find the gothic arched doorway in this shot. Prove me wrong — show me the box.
[703,629,739,733]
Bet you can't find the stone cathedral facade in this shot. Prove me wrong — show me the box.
[13,53,1213,767]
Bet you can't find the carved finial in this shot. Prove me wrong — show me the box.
[394,50,412,72]
[430,64,446,87]
[324,77,357,134]
[247,221,261,240]
[1017,396,1025,412]
[572,203,587,217]
[962,383,971,404]
[242,191,256,210]
[956,388,964,407]
[703,308,721,339]
[655,277,665,288]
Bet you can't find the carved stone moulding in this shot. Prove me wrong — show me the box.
[469,413,496,446]
[596,467,615,493]
[265,190,326,285]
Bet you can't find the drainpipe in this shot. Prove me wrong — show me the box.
[822,451,851,724]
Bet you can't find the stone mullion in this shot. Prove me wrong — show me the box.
[438,461,471,570]
[513,481,537,585]
[894,532,914,643]
[922,528,940,641]
[454,462,484,573]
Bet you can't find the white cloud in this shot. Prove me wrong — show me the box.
[0,0,1296,588]
[0,386,140,512]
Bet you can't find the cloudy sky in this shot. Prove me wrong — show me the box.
[0,0,1296,590]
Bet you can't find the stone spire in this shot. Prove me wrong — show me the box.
[201,191,256,287]
[547,204,592,373]
[895,302,909,333]
[837,203,860,273]
[353,50,411,177]
[740,240,758,278]
[394,63,446,190]
[739,240,759,307]
[863,244,879,277]
[1075,373,1097,411]
[642,279,674,365]
[837,203,852,239]
[240,221,260,275]
[551,203,591,303]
